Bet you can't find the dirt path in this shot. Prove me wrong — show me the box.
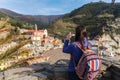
[43,48,70,64]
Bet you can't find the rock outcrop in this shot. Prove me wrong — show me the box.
[0,59,69,80]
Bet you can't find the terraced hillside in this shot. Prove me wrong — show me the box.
[48,2,120,39]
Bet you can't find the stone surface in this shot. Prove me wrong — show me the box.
[53,60,69,80]
[1,60,120,80]
[103,71,111,78]
[1,48,120,80]
[100,64,108,72]
[4,67,34,80]
[40,71,53,79]
[8,75,38,80]
[43,48,70,64]
[28,63,45,72]
[0,72,4,80]
[32,73,47,80]
[44,64,53,72]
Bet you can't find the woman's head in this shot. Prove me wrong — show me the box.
[75,25,87,49]
[75,25,86,41]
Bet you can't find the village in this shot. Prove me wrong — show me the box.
[0,24,63,70]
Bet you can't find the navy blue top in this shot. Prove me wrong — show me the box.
[63,39,84,72]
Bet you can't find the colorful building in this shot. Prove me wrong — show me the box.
[20,29,47,40]
[26,29,48,41]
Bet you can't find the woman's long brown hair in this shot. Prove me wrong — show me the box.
[75,25,87,50]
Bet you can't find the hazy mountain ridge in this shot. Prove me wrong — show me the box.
[0,8,63,28]
[0,8,22,17]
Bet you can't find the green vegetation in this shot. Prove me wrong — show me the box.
[0,16,34,44]
[115,28,120,34]
[0,12,8,19]
[111,45,119,49]
[0,16,34,71]
[8,19,33,29]
[0,40,32,71]
[0,12,34,29]
[48,2,120,39]
[0,34,13,44]
[0,40,31,61]
[48,19,76,39]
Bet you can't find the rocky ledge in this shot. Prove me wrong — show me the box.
[0,58,120,80]
[0,59,69,80]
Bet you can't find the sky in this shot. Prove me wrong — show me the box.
[0,0,120,15]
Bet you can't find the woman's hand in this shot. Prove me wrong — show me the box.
[66,32,75,40]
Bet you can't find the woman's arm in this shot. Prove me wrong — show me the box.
[63,39,73,53]
[63,32,74,53]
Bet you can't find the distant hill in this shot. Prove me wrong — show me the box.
[0,8,63,28]
[0,8,22,18]
[19,15,63,28]
[49,2,120,39]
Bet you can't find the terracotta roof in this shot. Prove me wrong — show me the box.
[26,30,44,32]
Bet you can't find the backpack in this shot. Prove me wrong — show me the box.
[73,42,101,80]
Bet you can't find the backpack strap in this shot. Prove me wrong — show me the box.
[72,42,84,67]
[74,42,93,53]
[77,41,100,59]
[82,53,97,60]
[74,42,84,52]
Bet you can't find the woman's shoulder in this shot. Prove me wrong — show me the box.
[71,41,81,47]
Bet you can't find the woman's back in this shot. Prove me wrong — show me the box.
[63,41,83,72]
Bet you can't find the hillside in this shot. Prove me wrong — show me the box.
[49,2,120,39]
[19,15,63,28]
[0,8,63,28]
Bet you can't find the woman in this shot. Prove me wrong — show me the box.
[63,25,90,80]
